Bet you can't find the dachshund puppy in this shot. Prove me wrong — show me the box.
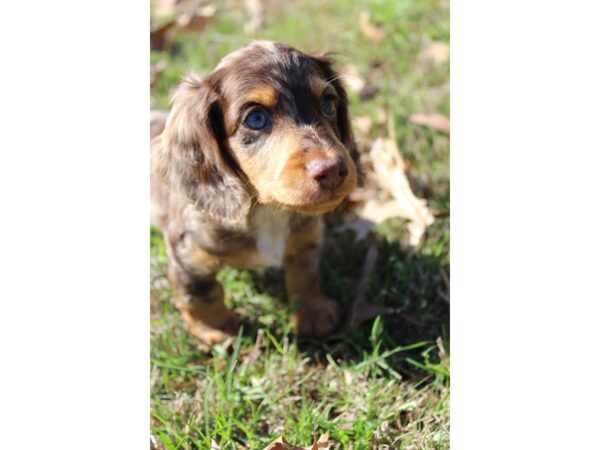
[151,41,359,345]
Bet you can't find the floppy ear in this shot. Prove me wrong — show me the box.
[152,74,251,225]
[311,54,364,185]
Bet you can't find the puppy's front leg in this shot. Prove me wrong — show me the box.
[284,217,340,338]
[166,239,239,345]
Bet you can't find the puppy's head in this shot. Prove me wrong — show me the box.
[154,41,359,224]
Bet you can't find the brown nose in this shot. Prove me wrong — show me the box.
[307,156,348,190]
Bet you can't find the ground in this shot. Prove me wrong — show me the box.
[150,0,449,448]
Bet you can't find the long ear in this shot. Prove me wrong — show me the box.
[152,74,251,225]
[311,54,364,185]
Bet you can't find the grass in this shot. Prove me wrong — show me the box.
[151,0,449,448]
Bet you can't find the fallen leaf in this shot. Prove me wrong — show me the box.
[337,408,358,430]
[150,434,160,450]
[368,137,435,245]
[352,115,373,137]
[359,11,386,43]
[151,0,177,19]
[210,439,221,450]
[337,123,435,246]
[263,434,331,450]
[340,65,365,93]
[409,113,450,134]
[150,20,177,51]
[176,4,216,32]
[335,218,373,242]
[244,0,264,33]
[151,60,166,87]
[151,3,216,49]
[150,110,169,138]
[359,84,380,101]
[418,41,450,66]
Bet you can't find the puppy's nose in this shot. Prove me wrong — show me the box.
[307,156,348,190]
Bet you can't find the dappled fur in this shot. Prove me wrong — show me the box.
[151,41,359,345]
[153,74,252,226]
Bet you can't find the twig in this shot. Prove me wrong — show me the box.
[353,243,379,309]
[340,243,394,332]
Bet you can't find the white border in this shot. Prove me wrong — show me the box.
[452,1,600,448]
[1,1,149,448]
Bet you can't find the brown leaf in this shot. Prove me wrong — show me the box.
[340,65,365,93]
[150,61,166,87]
[263,434,331,450]
[338,124,434,246]
[151,0,177,19]
[359,85,380,101]
[150,110,169,139]
[307,434,331,450]
[335,218,373,242]
[150,20,177,51]
[418,41,450,66]
[359,11,386,43]
[367,137,435,245]
[176,4,216,31]
[244,0,264,33]
[409,113,450,134]
[352,115,373,137]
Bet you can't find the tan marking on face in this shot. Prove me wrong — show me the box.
[225,85,278,135]
[232,117,357,212]
[242,85,278,108]
[232,126,291,202]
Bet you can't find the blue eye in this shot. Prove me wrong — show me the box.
[321,95,336,117]
[244,110,270,130]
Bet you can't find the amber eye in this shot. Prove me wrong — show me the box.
[320,94,336,117]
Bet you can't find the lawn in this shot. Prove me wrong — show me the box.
[150,0,449,448]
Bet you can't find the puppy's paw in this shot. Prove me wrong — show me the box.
[291,297,340,338]
[181,304,240,346]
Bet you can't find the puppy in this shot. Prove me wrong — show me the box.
[151,41,359,345]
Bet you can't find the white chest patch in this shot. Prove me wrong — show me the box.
[251,206,290,268]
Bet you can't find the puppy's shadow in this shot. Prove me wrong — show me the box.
[236,220,450,380]
[314,225,450,378]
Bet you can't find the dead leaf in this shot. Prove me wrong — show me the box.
[368,137,435,245]
[352,115,373,137]
[337,113,435,246]
[150,434,160,450]
[335,218,373,242]
[409,113,450,134]
[150,110,169,139]
[263,434,331,450]
[359,85,380,101]
[359,11,386,43]
[151,20,177,51]
[176,4,216,31]
[151,0,177,19]
[418,41,449,66]
[210,439,221,450]
[151,61,166,87]
[244,0,264,33]
[151,3,216,49]
[340,65,365,93]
